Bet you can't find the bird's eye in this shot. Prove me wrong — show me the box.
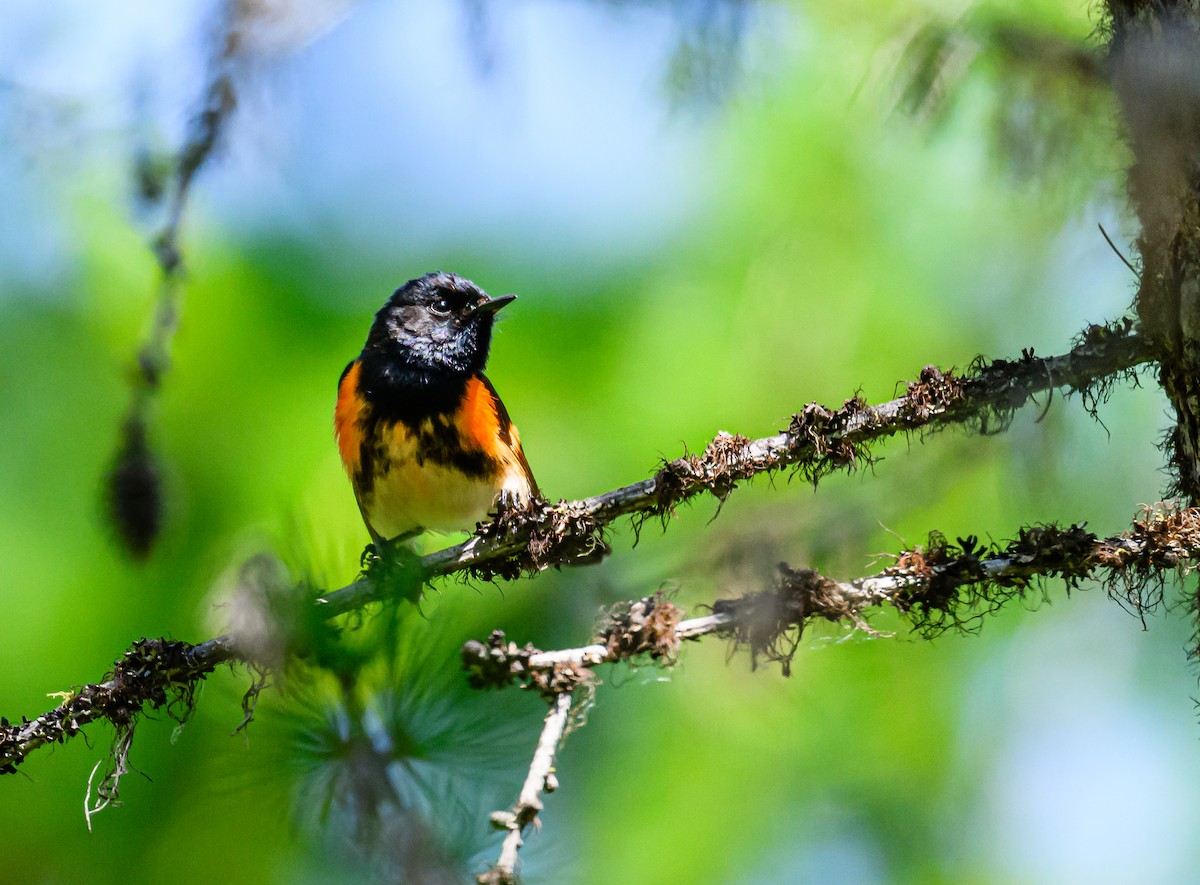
[430,299,451,317]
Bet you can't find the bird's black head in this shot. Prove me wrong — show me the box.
[364,271,515,376]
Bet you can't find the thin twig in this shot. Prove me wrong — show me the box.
[478,692,574,885]
[107,3,240,556]
[1098,223,1140,279]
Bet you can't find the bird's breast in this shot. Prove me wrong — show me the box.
[358,417,532,538]
[336,363,534,540]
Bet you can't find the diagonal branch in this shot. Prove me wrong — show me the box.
[457,503,1200,880]
[462,503,1200,690]
[327,316,1153,610]
[0,638,239,775]
[0,319,1155,776]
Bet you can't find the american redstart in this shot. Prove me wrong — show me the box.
[335,271,538,547]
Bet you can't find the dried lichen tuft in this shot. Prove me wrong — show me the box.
[461,631,592,701]
[596,593,683,662]
[1103,503,1200,623]
[713,565,860,676]
[652,432,765,516]
[470,495,611,581]
[1072,318,1146,417]
[784,396,876,485]
[900,366,965,423]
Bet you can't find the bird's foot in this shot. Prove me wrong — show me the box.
[360,532,426,601]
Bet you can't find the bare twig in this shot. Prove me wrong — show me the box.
[478,691,575,885]
[1099,223,1140,279]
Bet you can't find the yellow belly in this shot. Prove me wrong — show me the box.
[363,458,505,538]
[357,428,533,540]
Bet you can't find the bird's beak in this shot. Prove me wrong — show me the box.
[468,293,517,318]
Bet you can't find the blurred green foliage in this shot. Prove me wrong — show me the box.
[2,1,1200,884]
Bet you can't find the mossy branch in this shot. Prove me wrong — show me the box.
[459,502,1200,882]
[329,316,1152,608]
[0,637,238,776]
[0,318,1156,783]
[462,503,1200,691]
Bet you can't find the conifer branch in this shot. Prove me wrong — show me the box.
[461,503,1200,692]
[0,319,1158,780]
[326,317,1153,610]
[458,502,1200,880]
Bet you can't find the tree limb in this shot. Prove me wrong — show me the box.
[0,318,1155,777]
[329,317,1153,609]
[462,503,1200,690]
[0,637,238,776]
[456,502,1200,880]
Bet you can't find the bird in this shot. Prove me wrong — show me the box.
[334,271,538,548]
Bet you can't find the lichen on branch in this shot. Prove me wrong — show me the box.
[335,316,1152,602]
[0,317,1160,790]
[462,503,1200,686]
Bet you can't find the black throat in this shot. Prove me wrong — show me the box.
[357,346,470,425]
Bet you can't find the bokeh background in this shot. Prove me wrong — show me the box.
[3,0,1199,882]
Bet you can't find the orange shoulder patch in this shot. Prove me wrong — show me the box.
[459,375,503,453]
[334,360,365,475]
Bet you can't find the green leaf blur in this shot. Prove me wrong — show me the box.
[2,2,1198,884]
